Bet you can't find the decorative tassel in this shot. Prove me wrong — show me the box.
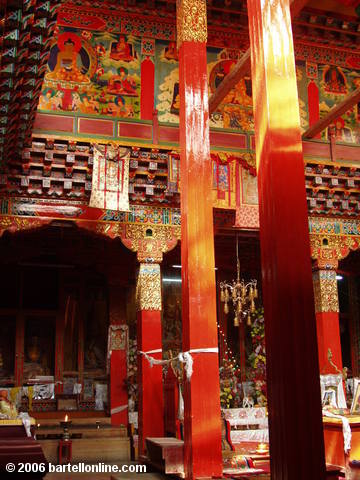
[220,288,225,302]
[232,287,237,301]
[251,300,255,313]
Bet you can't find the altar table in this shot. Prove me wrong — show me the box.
[222,408,269,444]
[323,414,360,478]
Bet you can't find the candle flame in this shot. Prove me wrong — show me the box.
[65,414,68,422]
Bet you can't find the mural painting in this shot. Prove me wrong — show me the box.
[35,14,360,144]
[296,59,360,143]
[156,44,254,131]
[39,28,140,118]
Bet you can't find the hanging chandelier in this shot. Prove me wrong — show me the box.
[219,236,258,327]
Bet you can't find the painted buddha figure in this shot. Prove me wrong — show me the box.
[164,42,178,61]
[107,67,137,96]
[324,66,347,95]
[47,36,89,84]
[110,36,134,62]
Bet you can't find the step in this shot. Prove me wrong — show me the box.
[37,425,127,439]
[31,410,107,420]
[145,437,184,477]
[32,414,110,424]
[39,436,130,463]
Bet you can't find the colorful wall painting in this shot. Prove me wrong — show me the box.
[207,48,253,132]
[38,28,141,118]
[296,60,360,143]
[35,7,360,144]
[241,169,258,206]
[156,42,360,143]
[156,45,254,132]
[156,40,180,125]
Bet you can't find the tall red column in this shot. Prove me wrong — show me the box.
[136,263,164,456]
[109,287,129,426]
[246,0,326,478]
[313,268,342,374]
[140,57,155,121]
[177,1,223,478]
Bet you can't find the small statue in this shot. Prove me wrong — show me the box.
[0,390,18,419]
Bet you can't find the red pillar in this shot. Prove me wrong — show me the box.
[177,1,223,477]
[313,268,342,374]
[136,263,164,455]
[308,80,320,139]
[54,314,64,395]
[141,57,155,121]
[109,287,129,426]
[246,0,326,478]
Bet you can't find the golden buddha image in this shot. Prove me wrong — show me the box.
[46,32,91,84]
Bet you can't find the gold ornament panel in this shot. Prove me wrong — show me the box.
[312,269,339,313]
[310,234,360,269]
[108,325,128,351]
[122,224,180,262]
[136,263,162,311]
[176,0,207,47]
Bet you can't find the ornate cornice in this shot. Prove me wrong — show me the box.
[121,223,180,263]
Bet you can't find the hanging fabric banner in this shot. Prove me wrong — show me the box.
[90,144,130,211]
[167,152,180,193]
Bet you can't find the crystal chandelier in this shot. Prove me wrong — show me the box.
[220,237,258,327]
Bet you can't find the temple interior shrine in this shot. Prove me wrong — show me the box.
[3,0,360,479]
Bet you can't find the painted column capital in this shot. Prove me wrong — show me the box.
[136,262,162,311]
[176,0,207,48]
[312,268,339,313]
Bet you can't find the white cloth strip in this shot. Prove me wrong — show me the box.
[111,404,128,415]
[139,347,219,380]
[323,410,351,454]
[139,349,166,368]
[19,413,32,438]
[180,348,219,379]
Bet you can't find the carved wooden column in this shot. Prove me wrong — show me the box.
[177,0,223,477]
[246,0,326,477]
[136,262,164,456]
[313,266,342,374]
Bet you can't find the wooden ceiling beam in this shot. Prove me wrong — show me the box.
[302,86,360,139]
[208,50,251,114]
[208,0,307,114]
